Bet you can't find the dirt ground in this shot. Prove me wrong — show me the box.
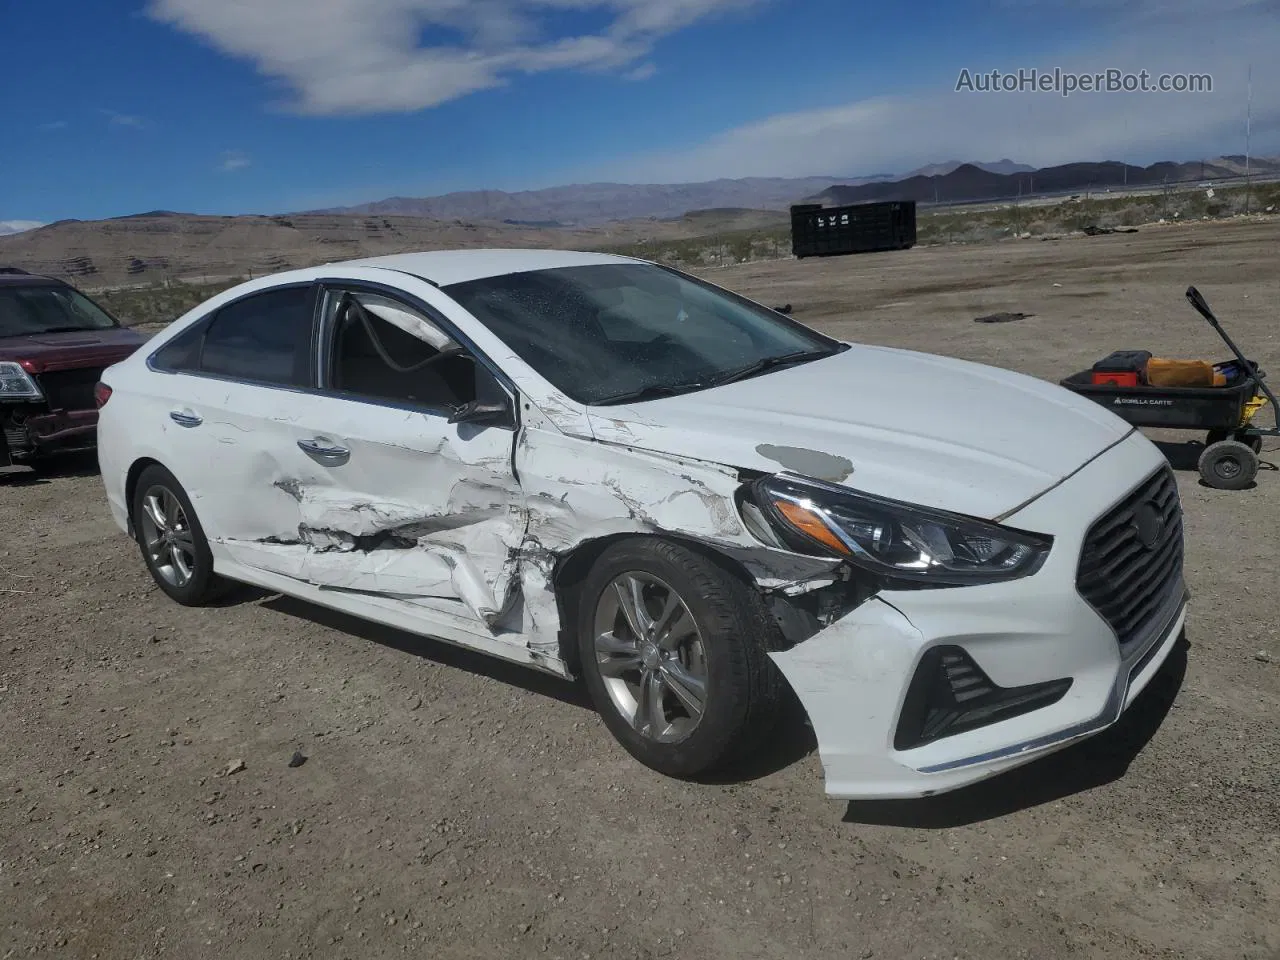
[3,218,1279,960]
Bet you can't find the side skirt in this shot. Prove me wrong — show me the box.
[211,555,574,680]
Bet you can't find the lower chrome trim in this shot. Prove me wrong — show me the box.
[916,583,1187,775]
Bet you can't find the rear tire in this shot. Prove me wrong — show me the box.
[1198,440,1259,491]
[131,464,226,605]
[576,538,784,779]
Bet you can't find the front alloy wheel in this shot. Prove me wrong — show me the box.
[577,538,784,779]
[593,572,708,743]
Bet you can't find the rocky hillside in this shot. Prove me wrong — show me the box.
[0,208,787,288]
[307,177,853,225]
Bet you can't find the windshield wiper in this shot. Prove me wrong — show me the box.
[705,348,842,388]
[591,382,712,406]
[592,347,844,405]
[35,325,99,334]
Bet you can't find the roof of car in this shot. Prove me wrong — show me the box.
[339,248,640,287]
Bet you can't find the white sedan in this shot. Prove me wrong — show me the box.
[95,249,1187,800]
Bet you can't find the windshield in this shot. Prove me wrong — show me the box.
[442,262,842,405]
[0,285,119,338]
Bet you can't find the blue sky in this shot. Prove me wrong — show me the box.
[2,0,1276,230]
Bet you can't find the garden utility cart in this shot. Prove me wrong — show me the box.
[1060,286,1279,490]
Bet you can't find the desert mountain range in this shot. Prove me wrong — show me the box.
[2,156,1274,287]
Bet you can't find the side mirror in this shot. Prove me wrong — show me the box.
[447,398,512,427]
[447,368,515,428]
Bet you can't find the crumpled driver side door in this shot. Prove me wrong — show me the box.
[219,279,528,632]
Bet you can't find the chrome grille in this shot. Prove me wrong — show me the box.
[1076,467,1184,649]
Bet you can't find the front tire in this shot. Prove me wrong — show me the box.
[131,464,226,605]
[576,538,784,778]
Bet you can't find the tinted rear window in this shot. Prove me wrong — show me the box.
[154,286,315,386]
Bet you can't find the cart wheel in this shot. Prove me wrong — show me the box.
[1208,429,1263,455]
[1198,440,1259,490]
[1238,433,1263,455]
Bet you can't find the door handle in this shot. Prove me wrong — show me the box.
[169,409,202,428]
[297,437,350,466]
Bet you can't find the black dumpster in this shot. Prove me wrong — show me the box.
[790,201,917,258]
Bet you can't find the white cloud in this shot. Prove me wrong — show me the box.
[219,150,252,172]
[595,5,1279,182]
[1000,0,1279,15]
[0,221,45,236]
[145,0,760,114]
[100,109,147,129]
[624,62,657,81]
[39,120,69,132]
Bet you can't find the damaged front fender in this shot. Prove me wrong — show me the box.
[512,427,860,656]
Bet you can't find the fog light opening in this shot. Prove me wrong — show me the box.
[894,646,1072,752]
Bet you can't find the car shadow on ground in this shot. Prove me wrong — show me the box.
[233,588,817,782]
[694,693,818,786]
[257,593,595,711]
[842,632,1190,828]
[0,452,101,485]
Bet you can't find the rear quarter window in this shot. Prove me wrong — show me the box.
[150,323,205,372]
[151,285,315,387]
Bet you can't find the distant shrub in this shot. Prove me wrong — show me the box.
[95,278,243,328]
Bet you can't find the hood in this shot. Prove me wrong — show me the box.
[587,344,1133,520]
[0,326,147,373]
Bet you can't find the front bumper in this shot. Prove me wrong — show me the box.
[770,430,1186,800]
[2,407,99,463]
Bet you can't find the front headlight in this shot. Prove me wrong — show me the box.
[0,362,43,401]
[742,473,1052,587]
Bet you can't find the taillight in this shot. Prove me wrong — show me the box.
[94,382,113,408]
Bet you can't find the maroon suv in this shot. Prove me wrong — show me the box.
[0,268,146,469]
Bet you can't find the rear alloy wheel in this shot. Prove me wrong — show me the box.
[132,464,226,605]
[577,538,784,778]
[1198,440,1259,491]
